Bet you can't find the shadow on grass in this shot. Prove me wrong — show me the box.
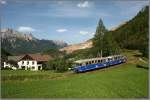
[133,54,143,57]
[136,64,148,70]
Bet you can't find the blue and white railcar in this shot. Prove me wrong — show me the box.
[73,55,127,73]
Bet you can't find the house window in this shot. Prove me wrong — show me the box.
[32,66,35,69]
[27,61,29,65]
[32,61,34,65]
[22,61,24,64]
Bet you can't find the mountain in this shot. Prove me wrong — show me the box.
[60,40,92,54]
[1,28,68,55]
[1,28,37,41]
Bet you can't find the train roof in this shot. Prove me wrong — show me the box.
[74,55,124,64]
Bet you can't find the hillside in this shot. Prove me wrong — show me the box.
[111,6,149,57]
[1,28,67,55]
[60,40,92,54]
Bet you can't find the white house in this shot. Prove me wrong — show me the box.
[3,54,51,71]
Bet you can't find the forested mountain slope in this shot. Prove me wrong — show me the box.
[110,6,149,57]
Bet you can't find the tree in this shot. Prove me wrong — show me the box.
[92,19,121,57]
[102,32,121,56]
[46,57,73,72]
[93,19,108,57]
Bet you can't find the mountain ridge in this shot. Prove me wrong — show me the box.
[1,28,68,55]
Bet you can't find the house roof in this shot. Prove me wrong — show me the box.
[8,56,23,61]
[20,54,51,62]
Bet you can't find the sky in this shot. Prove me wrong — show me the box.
[1,0,148,44]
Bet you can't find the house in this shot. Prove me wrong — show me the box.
[3,56,22,70]
[3,54,51,71]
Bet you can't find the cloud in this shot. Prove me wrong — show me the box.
[91,32,95,35]
[114,0,148,16]
[79,31,88,35]
[0,0,6,4]
[17,26,35,33]
[77,1,89,8]
[56,29,68,32]
[79,31,95,35]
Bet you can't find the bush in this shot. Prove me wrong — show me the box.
[46,57,73,72]
[1,67,12,70]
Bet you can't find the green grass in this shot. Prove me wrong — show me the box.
[1,50,148,98]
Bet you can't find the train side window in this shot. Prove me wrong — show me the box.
[117,57,119,60]
[95,60,97,63]
[79,63,82,66]
[103,59,106,63]
[92,60,94,64]
[100,60,102,63]
[86,62,88,65]
[89,61,91,64]
[112,58,114,60]
[121,56,123,59]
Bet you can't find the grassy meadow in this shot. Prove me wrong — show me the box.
[1,50,148,98]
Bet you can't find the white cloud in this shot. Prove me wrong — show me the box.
[0,0,6,4]
[79,31,95,35]
[91,32,95,35]
[17,26,35,33]
[56,29,68,32]
[79,31,89,35]
[77,1,89,8]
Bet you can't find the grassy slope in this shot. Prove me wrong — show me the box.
[1,50,148,98]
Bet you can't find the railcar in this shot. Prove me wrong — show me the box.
[73,55,127,73]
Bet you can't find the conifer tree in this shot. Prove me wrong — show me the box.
[93,19,121,57]
[93,19,107,57]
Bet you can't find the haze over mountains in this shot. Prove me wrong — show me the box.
[1,28,67,55]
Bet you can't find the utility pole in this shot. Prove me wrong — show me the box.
[100,49,102,58]
[100,32,103,58]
